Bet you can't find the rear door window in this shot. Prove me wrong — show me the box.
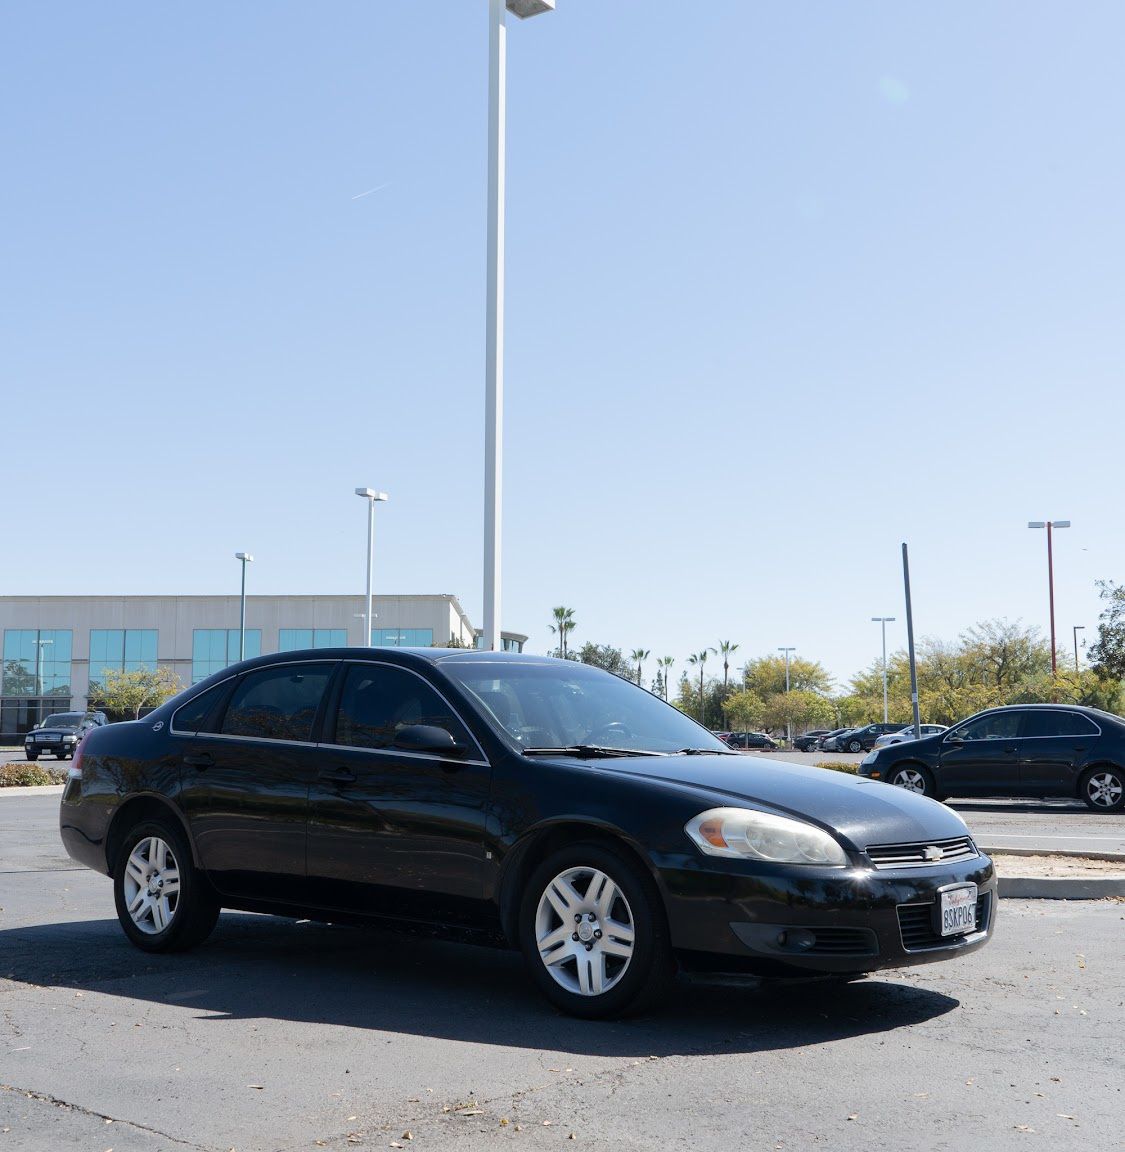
[220,663,334,742]
[1022,710,1100,739]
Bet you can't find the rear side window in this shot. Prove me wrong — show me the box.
[172,682,230,734]
[333,663,473,752]
[1022,710,1100,739]
[220,663,334,743]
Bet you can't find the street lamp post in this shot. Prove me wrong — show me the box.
[35,638,54,698]
[777,646,795,745]
[871,616,896,723]
[1073,625,1085,672]
[483,0,555,652]
[355,489,390,648]
[234,552,254,661]
[1028,520,1071,675]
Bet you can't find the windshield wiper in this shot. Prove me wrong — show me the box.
[675,747,734,755]
[522,745,667,759]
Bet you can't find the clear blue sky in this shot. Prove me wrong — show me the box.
[3,2,1123,688]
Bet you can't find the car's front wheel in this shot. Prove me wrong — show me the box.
[519,841,673,1019]
[25,751,38,762]
[113,818,220,952]
[888,764,936,797]
[1080,766,1124,812]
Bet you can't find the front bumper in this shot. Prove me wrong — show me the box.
[660,853,996,977]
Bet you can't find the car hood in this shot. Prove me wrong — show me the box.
[28,725,80,736]
[599,753,969,849]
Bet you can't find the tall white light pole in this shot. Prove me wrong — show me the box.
[355,488,389,647]
[234,552,253,660]
[483,0,555,652]
[777,646,795,744]
[871,616,896,723]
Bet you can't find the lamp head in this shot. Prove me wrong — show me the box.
[235,552,253,563]
[506,0,555,17]
[355,488,389,503]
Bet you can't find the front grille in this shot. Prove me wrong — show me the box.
[866,835,978,870]
[897,893,991,952]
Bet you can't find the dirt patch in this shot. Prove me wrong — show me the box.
[993,853,1125,878]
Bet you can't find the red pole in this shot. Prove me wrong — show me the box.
[1047,521,1057,676]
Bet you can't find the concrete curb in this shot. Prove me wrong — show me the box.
[998,875,1125,899]
[980,844,1125,865]
[0,784,65,797]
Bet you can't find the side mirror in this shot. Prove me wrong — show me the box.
[945,732,964,744]
[393,724,469,758]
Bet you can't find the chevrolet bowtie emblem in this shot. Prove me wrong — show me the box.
[923,846,943,861]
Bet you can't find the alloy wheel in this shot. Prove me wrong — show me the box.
[1086,771,1123,809]
[122,836,181,934]
[534,866,635,997]
[891,768,927,794]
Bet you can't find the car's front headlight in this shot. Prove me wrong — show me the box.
[861,751,876,765]
[685,807,848,866]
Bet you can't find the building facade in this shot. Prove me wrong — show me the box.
[0,594,526,735]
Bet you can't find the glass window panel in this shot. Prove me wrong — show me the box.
[279,629,312,652]
[333,663,471,751]
[219,663,334,742]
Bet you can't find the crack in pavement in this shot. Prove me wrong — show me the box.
[0,1083,217,1150]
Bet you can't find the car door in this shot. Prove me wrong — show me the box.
[306,660,493,926]
[1019,709,1101,795]
[937,710,1025,796]
[176,660,335,904]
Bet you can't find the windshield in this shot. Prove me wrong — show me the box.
[440,660,731,755]
[42,713,84,727]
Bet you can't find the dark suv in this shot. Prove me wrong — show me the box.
[841,723,904,753]
[859,704,1125,811]
[25,712,108,761]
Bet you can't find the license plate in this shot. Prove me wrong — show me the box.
[939,885,977,936]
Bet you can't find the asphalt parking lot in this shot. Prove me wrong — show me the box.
[1,791,1122,1152]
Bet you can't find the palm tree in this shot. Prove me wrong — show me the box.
[657,656,675,700]
[630,648,650,687]
[718,640,740,690]
[687,649,715,723]
[548,606,576,659]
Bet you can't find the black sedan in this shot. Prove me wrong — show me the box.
[859,704,1125,811]
[61,649,995,1018]
[719,731,779,751]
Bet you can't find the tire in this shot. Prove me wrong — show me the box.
[1080,766,1124,812]
[113,818,220,953]
[56,751,69,760]
[26,752,38,762]
[888,764,936,797]
[519,840,674,1019]
[847,740,863,753]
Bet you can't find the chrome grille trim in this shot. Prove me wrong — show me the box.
[865,835,978,870]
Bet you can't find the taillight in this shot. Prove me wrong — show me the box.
[68,737,86,781]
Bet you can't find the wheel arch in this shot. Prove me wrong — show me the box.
[495,818,668,947]
[105,794,197,876]
[1077,761,1124,799]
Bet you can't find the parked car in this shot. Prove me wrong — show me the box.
[61,648,995,1018]
[872,724,947,751]
[839,723,906,753]
[793,730,831,752]
[720,731,779,751]
[818,728,854,752]
[24,711,108,761]
[859,704,1125,811]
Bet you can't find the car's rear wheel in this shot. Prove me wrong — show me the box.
[888,764,936,797]
[113,818,220,952]
[848,740,863,753]
[26,752,38,761]
[519,841,673,1019]
[1080,766,1124,812]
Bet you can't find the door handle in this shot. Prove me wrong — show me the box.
[1004,746,1017,754]
[318,767,356,784]
[183,753,214,768]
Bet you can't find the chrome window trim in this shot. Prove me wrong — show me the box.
[333,658,489,765]
[314,740,490,769]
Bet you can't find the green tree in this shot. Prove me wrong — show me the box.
[742,654,833,698]
[630,648,651,687]
[576,642,633,678]
[717,641,740,690]
[760,688,835,736]
[687,649,715,723]
[2,660,36,696]
[724,689,766,731]
[548,606,577,659]
[90,666,184,720]
[1088,580,1125,681]
[656,656,675,700]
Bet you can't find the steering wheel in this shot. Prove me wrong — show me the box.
[583,720,634,744]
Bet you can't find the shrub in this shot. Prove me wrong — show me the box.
[814,760,858,775]
[0,763,68,787]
